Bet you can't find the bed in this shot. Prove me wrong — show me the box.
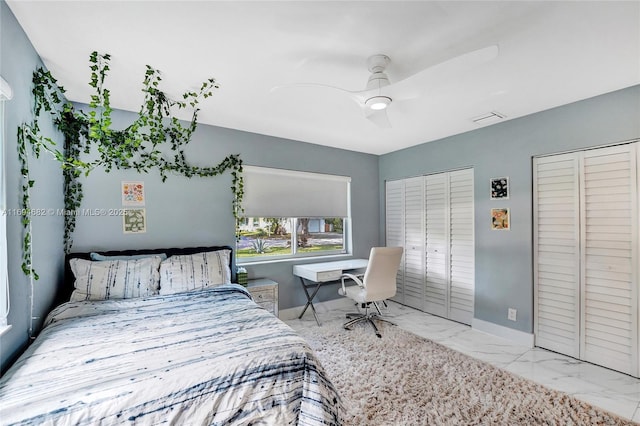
[0,246,342,425]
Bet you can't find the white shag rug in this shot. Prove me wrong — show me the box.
[297,320,637,426]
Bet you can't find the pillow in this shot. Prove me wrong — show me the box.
[159,249,232,295]
[90,252,168,261]
[69,256,163,302]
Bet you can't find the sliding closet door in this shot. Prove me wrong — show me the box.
[533,153,581,358]
[580,144,638,376]
[448,169,475,324]
[386,179,405,304]
[403,177,425,309]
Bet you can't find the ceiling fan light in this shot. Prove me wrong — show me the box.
[366,96,392,110]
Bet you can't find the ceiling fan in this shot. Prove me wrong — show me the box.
[272,45,499,128]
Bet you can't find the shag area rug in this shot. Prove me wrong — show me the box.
[297,320,637,426]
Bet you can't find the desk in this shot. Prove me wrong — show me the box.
[293,259,368,325]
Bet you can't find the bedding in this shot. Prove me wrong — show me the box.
[69,256,163,301]
[0,284,342,425]
[159,249,232,295]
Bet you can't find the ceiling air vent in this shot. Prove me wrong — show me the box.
[472,111,505,125]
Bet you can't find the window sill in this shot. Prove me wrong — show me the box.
[0,324,12,337]
[238,253,353,267]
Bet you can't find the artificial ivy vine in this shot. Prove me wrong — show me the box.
[18,52,244,279]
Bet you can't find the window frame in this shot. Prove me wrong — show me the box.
[0,76,12,332]
[237,216,351,264]
[237,166,353,264]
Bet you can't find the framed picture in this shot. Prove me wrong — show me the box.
[122,181,145,206]
[491,208,510,230]
[490,177,509,200]
[123,208,146,234]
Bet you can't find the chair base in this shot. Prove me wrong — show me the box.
[344,310,396,338]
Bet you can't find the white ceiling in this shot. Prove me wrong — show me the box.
[6,1,640,155]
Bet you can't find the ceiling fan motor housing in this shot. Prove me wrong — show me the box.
[365,54,392,110]
[366,54,391,93]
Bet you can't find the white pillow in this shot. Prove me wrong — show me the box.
[159,250,232,295]
[69,256,162,302]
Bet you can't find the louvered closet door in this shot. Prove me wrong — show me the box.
[534,143,639,377]
[425,173,448,317]
[448,169,475,324]
[424,169,475,325]
[403,177,425,309]
[581,144,638,376]
[386,179,405,304]
[534,154,581,358]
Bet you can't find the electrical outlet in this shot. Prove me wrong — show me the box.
[508,308,517,321]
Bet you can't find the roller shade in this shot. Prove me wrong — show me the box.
[242,166,351,218]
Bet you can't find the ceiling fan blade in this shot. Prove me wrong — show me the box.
[270,82,371,106]
[387,44,499,100]
[271,82,362,96]
[365,107,391,128]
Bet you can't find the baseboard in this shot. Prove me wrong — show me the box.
[279,298,353,321]
[472,318,535,348]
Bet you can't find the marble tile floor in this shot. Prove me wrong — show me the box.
[284,301,640,423]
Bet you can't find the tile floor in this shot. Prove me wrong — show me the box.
[285,301,640,422]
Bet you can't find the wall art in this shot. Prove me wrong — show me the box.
[490,177,509,200]
[122,181,145,206]
[123,208,146,234]
[491,208,510,230]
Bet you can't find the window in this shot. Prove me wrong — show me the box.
[238,166,351,262]
[237,217,345,259]
[0,76,12,330]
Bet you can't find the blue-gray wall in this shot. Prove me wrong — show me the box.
[379,85,640,334]
[70,105,380,311]
[0,2,65,370]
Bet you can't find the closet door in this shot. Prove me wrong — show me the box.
[533,154,581,358]
[448,169,475,324]
[534,143,639,377]
[385,179,405,304]
[424,169,475,325]
[424,173,448,317]
[403,177,425,309]
[581,144,638,376]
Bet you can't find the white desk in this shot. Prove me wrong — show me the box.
[293,258,368,325]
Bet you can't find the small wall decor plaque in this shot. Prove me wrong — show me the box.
[491,208,510,230]
[122,181,145,206]
[490,177,509,200]
[123,208,146,234]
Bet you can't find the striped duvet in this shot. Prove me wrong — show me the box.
[0,285,342,425]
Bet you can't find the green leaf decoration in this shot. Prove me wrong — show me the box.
[17,51,244,279]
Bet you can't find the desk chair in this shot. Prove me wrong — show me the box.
[338,247,403,337]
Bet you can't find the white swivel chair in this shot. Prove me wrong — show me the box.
[338,247,403,338]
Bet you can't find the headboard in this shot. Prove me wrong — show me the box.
[59,245,234,307]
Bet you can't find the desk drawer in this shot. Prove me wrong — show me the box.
[317,269,342,282]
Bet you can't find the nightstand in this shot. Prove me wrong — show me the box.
[246,279,279,317]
